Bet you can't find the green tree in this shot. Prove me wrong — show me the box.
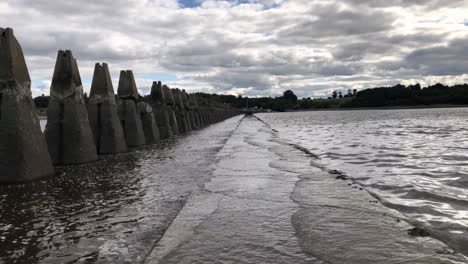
[332,90,338,99]
[283,90,297,102]
[33,94,50,108]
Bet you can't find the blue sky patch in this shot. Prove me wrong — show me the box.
[179,0,202,8]
[179,0,255,9]
[261,3,280,11]
[32,79,47,89]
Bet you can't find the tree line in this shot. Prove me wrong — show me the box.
[33,83,468,112]
[193,83,468,111]
[342,83,468,108]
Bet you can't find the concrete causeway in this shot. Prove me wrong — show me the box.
[145,115,468,264]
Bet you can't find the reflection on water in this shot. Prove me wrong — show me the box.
[258,108,468,255]
[0,117,242,263]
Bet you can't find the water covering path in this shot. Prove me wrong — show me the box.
[2,115,468,263]
[0,116,242,263]
[146,115,468,263]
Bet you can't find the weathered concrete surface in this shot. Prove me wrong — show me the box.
[88,63,127,154]
[0,28,55,183]
[138,101,160,145]
[188,94,202,129]
[44,50,98,165]
[172,88,191,133]
[163,85,179,136]
[198,98,209,126]
[167,107,178,135]
[117,70,139,100]
[182,90,198,130]
[171,89,184,133]
[154,104,173,140]
[117,70,145,147]
[150,81,173,139]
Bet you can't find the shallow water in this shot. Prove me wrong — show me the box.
[258,108,468,255]
[145,117,319,264]
[145,115,467,263]
[4,112,468,263]
[0,116,243,263]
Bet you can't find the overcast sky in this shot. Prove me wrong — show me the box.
[1,0,468,98]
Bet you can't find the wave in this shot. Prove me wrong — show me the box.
[401,189,468,209]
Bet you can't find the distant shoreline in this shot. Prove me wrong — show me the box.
[35,104,468,119]
[286,104,468,112]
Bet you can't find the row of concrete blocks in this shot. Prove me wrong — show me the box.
[0,28,240,184]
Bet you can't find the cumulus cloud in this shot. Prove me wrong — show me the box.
[1,0,467,98]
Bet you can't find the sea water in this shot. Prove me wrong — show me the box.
[2,111,467,263]
[258,108,468,255]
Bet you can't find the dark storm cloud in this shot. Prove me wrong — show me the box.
[342,0,465,9]
[332,33,447,61]
[276,5,396,44]
[195,71,274,91]
[405,37,468,76]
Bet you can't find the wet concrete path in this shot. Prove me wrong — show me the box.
[0,116,243,264]
[146,115,468,264]
[145,115,318,263]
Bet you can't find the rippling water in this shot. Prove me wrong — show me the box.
[258,108,468,254]
[3,113,468,262]
[0,117,242,263]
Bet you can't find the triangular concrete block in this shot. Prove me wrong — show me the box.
[116,70,145,147]
[88,63,127,154]
[44,50,98,165]
[0,28,55,183]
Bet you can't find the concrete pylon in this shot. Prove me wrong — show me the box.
[162,85,179,136]
[0,27,55,183]
[117,70,145,147]
[172,88,191,133]
[189,94,202,128]
[172,88,184,133]
[182,90,198,130]
[44,50,98,165]
[88,63,127,154]
[198,97,208,126]
[150,81,173,139]
[138,102,160,144]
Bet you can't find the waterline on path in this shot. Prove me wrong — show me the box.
[146,115,467,263]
